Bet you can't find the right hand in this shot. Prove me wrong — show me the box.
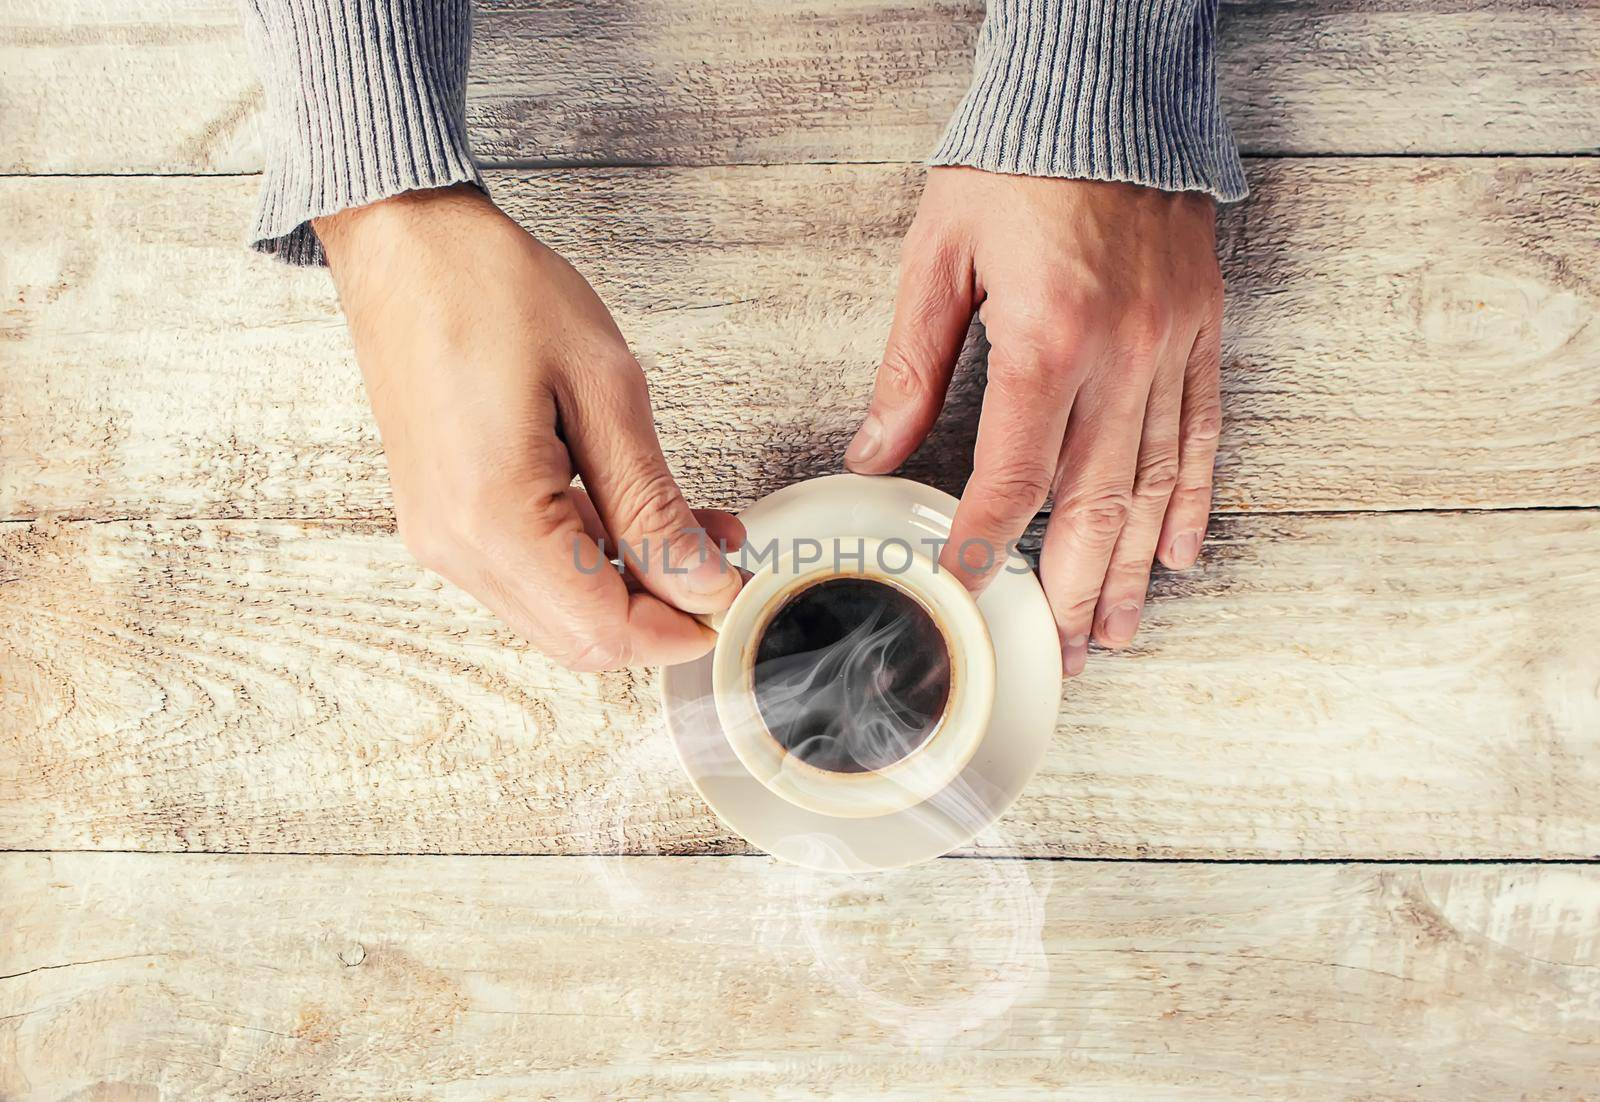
[316,185,743,671]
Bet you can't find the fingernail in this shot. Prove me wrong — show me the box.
[845,415,883,468]
[1169,531,1202,568]
[1063,634,1088,677]
[1102,603,1141,645]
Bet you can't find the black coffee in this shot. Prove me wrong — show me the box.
[751,577,952,774]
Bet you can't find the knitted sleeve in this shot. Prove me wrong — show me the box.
[931,0,1247,201]
[239,0,483,265]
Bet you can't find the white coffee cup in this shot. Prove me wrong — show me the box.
[704,537,996,819]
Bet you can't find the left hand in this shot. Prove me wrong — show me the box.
[845,167,1224,677]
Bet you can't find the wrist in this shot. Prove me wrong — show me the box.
[314,184,496,265]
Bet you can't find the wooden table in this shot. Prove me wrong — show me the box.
[3,2,1598,1097]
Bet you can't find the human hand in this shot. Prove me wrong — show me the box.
[846,168,1223,677]
[316,185,743,671]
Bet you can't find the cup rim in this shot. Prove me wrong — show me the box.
[742,570,951,780]
[709,537,996,819]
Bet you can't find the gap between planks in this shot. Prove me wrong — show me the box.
[1,848,1597,865]
[4,505,1597,527]
[3,150,1599,181]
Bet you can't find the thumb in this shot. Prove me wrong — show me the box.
[845,232,975,474]
[562,363,743,616]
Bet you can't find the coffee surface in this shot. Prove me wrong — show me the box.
[751,577,952,774]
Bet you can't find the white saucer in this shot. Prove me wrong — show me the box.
[661,474,1062,871]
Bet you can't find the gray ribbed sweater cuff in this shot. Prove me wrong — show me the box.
[932,0,1247,202]
[241,0,483,265]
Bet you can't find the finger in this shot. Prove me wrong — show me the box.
[570,488,744,551]
[694,509,746,553]
[939,342,1075,592]
[845,230,975,473]
[559,362,742,614]
[462,480,716,671]
[1040,361,1151,677]
[1157,302,1223,570]
[568,489,745,590]
[569,485,646,592]
[1092,352,1185,649]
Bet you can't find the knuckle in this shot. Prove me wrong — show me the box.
[979,463,1054,522]
[1035,268,1108,316]
[1061,286,1115,322]
[994,294,1067,349]
[1014,287,1065,327]
[520,489,577,539]
[1133,452,1181,499]
[1050,587,1102,627]
[1170,478,1213,507]
[1121,301,1173,355]
[879,345,940,399]
[564,352,648,414]
[1183,404,1224,446]
[1106,544,1157,581]
[984,283,1102,363]
[612,469,688,541]
[601,355,651,398]
[1059,490,1131,540]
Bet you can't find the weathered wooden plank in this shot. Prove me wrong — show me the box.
[3,510,1597,858]
[4,159,1598,522]
[6,1,1597,175]
[470,0,1600,163]
[2,853,1597,1099]
[0,0,264,175]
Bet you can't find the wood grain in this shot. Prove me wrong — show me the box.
[3,510,1597,858]
[4,159,1598,523]
[9,8,1598,1096]
[0,0,263,175]
[6,0,1597,175]
[2,853,1597,1099]
[471,0,1600,164]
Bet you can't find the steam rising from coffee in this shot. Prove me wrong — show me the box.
[752,578,952,775]
[577,719,1049,1050]
[577,566,1049,1049]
